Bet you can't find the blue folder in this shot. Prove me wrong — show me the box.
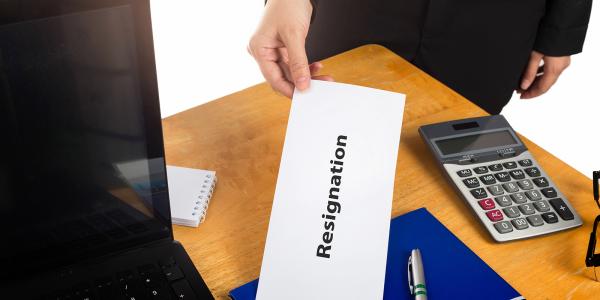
[229,208,522,300]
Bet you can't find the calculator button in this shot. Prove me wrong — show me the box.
[502,182,519,193]
[541,212,559,223]
[532,177,549,187]
[524,167,541,177]
[518,159,533,167]
[486,210,504,222]
[548,198,575,220]
[494,172,511,182]
[511,218,529,230]
[478,198,495,210]
[470,188,488,199]
[473,166,489,174]
[540,187,557,198]
[487,184,504,196]
[525,190,542,201]
[510,193,527,204]
[488,164,503,172]
[462,177,480,188]
[503,206,521,218]
[502,162,517,169]
[509,170,525,180]
[517,179,534,190]
[494,221,513,234]
[533,200,551,212]
[457,169,472,177]
[518,203,536,215]
[526,215,544,227]
[479,174,497,185]
[495,196,512,207]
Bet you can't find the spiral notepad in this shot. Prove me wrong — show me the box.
[166,165,217,227]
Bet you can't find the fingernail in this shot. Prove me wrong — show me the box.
[295,76,309,89]
[520,80,530,90]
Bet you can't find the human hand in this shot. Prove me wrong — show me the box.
[519,50,571,99]
[248,0,333,98]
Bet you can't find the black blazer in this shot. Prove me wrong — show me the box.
[305,0,592,114]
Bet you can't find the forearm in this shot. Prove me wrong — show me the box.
[534,0,593,56]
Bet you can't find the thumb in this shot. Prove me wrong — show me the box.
[521,51,543,90]
[281,31,311,91]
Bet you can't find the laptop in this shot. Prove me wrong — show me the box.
[0,1,214,299]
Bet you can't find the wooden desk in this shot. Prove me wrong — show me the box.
[164,45,599,299]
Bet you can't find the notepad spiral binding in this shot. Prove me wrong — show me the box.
[192,173,217,223]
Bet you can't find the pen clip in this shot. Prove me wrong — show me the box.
[407,254,415,295]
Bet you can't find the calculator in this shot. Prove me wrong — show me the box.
[419,115,582,242]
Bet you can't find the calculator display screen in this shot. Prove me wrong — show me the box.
[435,130,517,155]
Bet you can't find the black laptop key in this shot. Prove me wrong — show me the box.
[117,270,135,284]
[171,280,197,300]
[140,265,167,288]
[148,285,173,300]
[120,278,145,300]
[163,265,184,282]
[159,257,176,269]
[139,264,159,275]
[96,277,118,300]
[72,283,93,300]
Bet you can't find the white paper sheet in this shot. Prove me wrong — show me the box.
[256,80,406,300]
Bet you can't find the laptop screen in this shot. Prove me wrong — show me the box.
[0,2,171,277]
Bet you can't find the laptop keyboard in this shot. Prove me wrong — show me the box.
[43,257,199,300]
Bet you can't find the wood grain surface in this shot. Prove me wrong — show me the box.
[163,45,599,299]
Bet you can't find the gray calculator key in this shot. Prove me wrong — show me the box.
[548,198,575,220]
[518,203,535,215]
[463,177,480,188]
[487,184,504,196]
[503,206,521,218]
[509,170,525,180]
[494,221,513,234]
[533,200,551,212]
[526,215,544,226]
[541,212,559,223]
[525,167,541,177]
[495,172,511,182]
[457,169,472,177]
[473,166,489,174]
[479,174,497,185]
[502,182,519,193]
[518,159,533,167]
[541,187,557,198]
[532,177,549,187]
[495,195,512,207]
[510,192,527,204]
[470,188,488,199]
[511,218,529,230]
[489,164,503,172]
[517,179,534,190]
[525,190,542,201]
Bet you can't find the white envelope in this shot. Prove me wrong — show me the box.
[257,80,406,300]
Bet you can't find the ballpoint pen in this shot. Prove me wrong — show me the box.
[408,248,427,300]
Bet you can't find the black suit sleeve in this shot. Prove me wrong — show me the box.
[534,0,593,56]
